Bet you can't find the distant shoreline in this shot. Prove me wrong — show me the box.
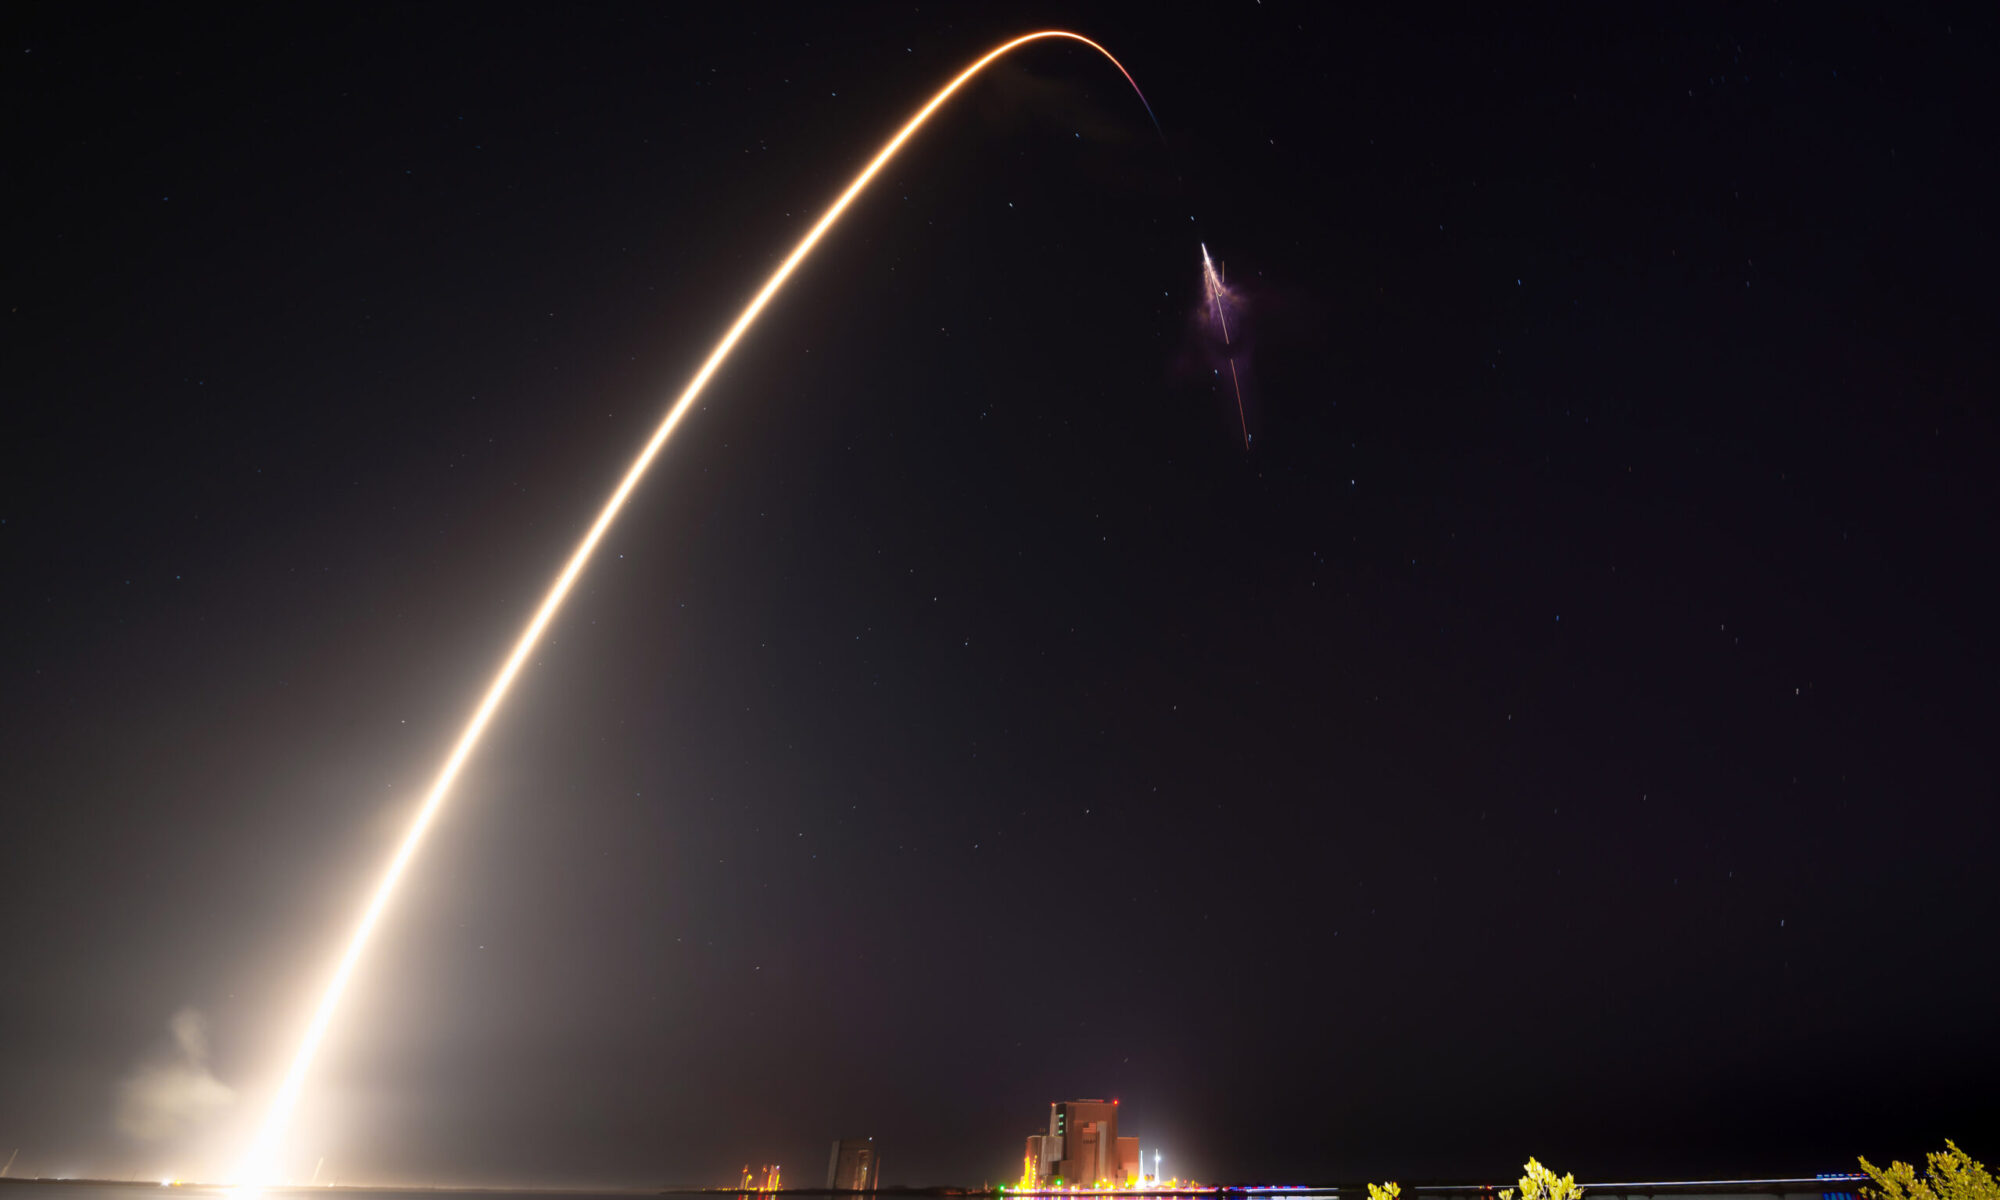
[0,1176,1868,1198]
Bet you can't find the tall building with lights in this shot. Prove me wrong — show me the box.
[1024,1135,1049,1186]
[1026,1099,1134,1187]
[825,1138,881,1191]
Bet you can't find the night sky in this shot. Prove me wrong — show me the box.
[4,1,1995,1190]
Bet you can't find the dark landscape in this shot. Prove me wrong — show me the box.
[3,0,1993,1193]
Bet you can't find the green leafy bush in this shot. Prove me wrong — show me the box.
[1501,1159,1584,1200]
[1860,1142,1997,1200]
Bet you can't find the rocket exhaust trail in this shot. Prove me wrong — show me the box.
[232,31,1155,1189]
[1201,243,1231,342]
[1202,243,1248,449]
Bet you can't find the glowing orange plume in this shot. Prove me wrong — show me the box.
[232,31,1153,1187]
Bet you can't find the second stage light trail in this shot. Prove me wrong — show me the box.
[1202,242,1248,450]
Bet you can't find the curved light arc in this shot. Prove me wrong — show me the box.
[234,30,1152,1187]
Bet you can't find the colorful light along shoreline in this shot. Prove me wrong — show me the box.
[1003,1179,1871,1197]
[1002,1183,1213,1195]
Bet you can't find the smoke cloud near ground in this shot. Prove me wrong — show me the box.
[114,1008,234,1141]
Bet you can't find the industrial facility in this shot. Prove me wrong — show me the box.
[826,1138,882,1191]
[1020,1099,1139,1188]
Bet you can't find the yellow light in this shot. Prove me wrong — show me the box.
[231,29,1150,1188]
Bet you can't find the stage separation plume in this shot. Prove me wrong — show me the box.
[231,31,1156,1189]
[1201,242,1248,449]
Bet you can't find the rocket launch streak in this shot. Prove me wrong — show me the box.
[233,31,1155,1189]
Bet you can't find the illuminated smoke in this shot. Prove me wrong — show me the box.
[116,1008,234,1142]
[232,31,1154,1187]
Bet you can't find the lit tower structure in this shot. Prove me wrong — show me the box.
[1027,1099,1138,1187]
[826,1139,882,1191]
